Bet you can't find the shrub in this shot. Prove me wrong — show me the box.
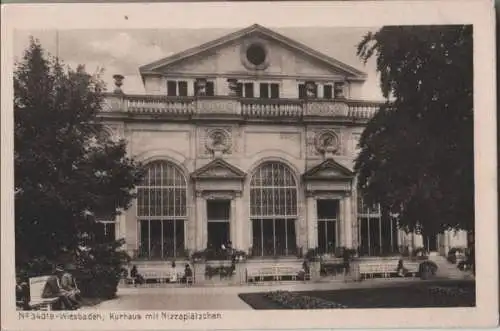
[305,248,321,262]
[191,248,247,262]
[74,239,131,299]
[447,247,466,264]
[413,247,427,257]
[419,260,438,280]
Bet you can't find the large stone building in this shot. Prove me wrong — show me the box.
[100,24,467,262]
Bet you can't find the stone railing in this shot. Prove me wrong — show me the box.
[102,94,382,120]
[240,98,303,117]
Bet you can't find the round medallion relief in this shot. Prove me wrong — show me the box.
[315,131,340,154]
[205,129,232,153]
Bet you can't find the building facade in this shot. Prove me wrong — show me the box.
[100,24,467,260]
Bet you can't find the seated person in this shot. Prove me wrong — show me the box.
[181,264,193,284]
[16,276,30,310]
[130,265,145,285]
[42,265,77,310]
[396,258,407,277]
[297,260,310,280]
[60,267,81,308]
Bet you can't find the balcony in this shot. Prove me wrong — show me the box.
[101,93,382,121]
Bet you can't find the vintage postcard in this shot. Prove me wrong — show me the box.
[1,1,497,330]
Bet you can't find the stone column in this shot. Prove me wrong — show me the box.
[195,191,206,250]
[339,198,345,247]
[234,192,244,251]
[306,194,317,249]
[343,196,353,248]
[187,79,195,96]
[317,84,324,99]
[230,198,237,248]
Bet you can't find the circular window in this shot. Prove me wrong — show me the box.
[246,44,266,66]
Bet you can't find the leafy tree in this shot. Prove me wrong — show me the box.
[14,38,144,267]
[355,26,473,237]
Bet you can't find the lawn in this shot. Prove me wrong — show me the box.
[238,280,475,309]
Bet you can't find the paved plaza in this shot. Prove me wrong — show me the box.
[82,277,472,310]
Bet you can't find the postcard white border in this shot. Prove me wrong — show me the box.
[1,1,497,330]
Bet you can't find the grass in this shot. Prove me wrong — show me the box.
[238,280,475,309]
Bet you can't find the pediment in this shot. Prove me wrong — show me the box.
[191,159,246,180]
[303,159,354,180]
[140,24,366,80]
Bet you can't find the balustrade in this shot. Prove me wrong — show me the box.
[102,93,381,120]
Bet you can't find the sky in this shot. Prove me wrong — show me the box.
[13,26,384,100]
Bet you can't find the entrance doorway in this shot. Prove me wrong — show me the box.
[207,200,231,251]
[317,199,340,255]
[426,235,438,252]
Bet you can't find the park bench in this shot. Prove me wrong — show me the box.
[246,265,306,283]
[358,260,420,279]
[27,276,60,310]
[124,268,193,286]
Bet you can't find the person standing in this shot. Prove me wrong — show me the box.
[342,249,352,282]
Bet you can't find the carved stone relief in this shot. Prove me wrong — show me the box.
[307,128,343,157]
[198,127,234,156]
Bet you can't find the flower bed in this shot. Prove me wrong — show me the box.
[264,290,347,309]
[428,286,470,297]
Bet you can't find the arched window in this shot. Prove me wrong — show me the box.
[250,162,298,256]
[357,196,399,256]
[137,161,187,259]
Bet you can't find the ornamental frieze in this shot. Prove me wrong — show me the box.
[305,101,349,117]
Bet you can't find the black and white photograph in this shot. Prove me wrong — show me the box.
[1,1,497,330]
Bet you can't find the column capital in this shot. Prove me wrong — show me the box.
[234,191,242,198]
[195,190,204,198]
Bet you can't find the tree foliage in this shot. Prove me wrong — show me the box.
[14,39,144,265]
[355,26,473,235]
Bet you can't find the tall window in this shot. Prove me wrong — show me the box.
[236,82,254,98]
[357,196,398,256]
[137,161,187,259]
[250,162,297,256]
[323,84,333,99]
[259,83,280,99]
[167,80,188,97]
[194,81,215,96]
[298,83,318,99]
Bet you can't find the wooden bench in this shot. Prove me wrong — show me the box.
[28,276,60,311]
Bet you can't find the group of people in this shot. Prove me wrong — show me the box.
[42,265,82,310]
[16,265,82,310]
